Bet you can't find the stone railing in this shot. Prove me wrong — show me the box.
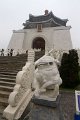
[3,50,35,120]
[8,62,35,107]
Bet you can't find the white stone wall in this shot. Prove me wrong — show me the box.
[22,27,54,51]
[7,30,25,51]
[53,26,73,50]
[7,26,73,52]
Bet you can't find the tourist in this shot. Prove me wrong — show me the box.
[17,49,19,56]
[7,49,10,56]
[10,49,13,56]
[1,49,4,56]
[26,50,28,54]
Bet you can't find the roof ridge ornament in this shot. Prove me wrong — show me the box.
[44,10,49,15]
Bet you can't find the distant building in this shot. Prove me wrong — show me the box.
[7,10,73,53]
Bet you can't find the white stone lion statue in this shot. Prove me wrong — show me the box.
[32,55,62,100]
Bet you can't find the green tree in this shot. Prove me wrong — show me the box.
[59,49,79,88]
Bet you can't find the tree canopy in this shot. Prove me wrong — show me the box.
[59,49,80,88]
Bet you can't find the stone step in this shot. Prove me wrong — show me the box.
[0,62,26,65]
[0,81,15,87]
[0,77,16,82]
[0,70,20,73]
[0,99,8,113]
[0,68,20,71]
[0,57,27,59]
[0,74,16,79]
[0,72,17,76]
[0,56,27,60]
[0,97,8,107]
[0,61,26,64]
[0,66,23,71]
[0,59,27,61]
[0,85,13,92]
[0,55,27,59]
[0,90,10,98]
[0,63,26,67]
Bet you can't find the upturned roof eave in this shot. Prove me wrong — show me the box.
[29,11,67,23]
[23,18,62,27]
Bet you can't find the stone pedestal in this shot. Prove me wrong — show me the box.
[28,95,64,120]
[31,95,60,108]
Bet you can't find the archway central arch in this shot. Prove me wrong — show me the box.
[32,37,45,51]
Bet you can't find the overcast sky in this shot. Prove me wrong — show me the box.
[0,0,80,49]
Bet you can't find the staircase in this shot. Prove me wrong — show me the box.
[0,54,28,114]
